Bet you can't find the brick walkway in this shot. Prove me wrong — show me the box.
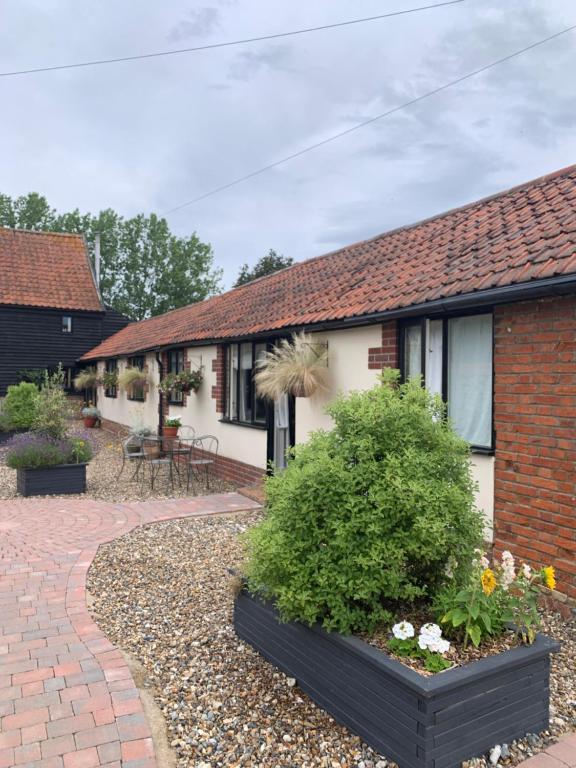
[0,493,260,768]
[519,734,576,768]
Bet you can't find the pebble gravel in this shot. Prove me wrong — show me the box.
[0,425,235,501]
[87,513,576,768]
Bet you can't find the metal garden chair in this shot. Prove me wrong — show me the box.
[185,435,219,492]
[118,434,146,480]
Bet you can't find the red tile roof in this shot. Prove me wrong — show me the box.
[82,164,576,360]
[0,228,102,312]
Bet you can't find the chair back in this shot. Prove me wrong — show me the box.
[191,434,219,461]
[179,425,196,441]
[123,434,143,455]
[141,438,161,459]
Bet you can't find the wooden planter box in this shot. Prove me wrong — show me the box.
[234,591,560,768]
[16,463,87,497]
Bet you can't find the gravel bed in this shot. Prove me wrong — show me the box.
[0,424,236,501]
[87,514,576,768]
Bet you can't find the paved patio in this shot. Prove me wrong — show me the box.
[0,494,260,768]
[0,493,573,768]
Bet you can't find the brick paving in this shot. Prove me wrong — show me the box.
[518,733,576,768]
[0,493,260,768]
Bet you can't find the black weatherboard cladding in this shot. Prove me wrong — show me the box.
[0,305,130,394]
[234,591,560,768]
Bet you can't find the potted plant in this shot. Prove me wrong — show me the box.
[118,366,149,395]
[101,369,118,389]
[158,370,203,396]
[5,431,93,496]
[235,374,560,768]
[81,404,101,428]
[255,331,328,399]
[73,367,99,391]
[163,416,181,438]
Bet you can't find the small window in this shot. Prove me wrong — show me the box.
[167,349,184,404]
[127,355,145,401]
[104,359,117,398]
[225,341,268,427]
[62,316,72,333]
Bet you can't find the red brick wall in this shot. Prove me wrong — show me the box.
[368,321,398,369]
[212,345,226,414]
[493,295,576,598]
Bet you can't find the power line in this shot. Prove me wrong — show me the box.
[0,1,464,79]
[163,23,576,215]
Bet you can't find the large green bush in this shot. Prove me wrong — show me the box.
[245,371,485,634]
[3,382,38,429]
[32,366,71,439]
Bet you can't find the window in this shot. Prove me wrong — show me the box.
[167,349,184,404]
[104,359,117,398]
[127,355,145,401]
[62,316,72,333]
[400,313,493,450]
[225,342,267,426]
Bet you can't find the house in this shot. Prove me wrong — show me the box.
[0,227,129,394]
[81,165,576,600]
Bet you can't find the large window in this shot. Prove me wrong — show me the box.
[400,313,493,450]
[167,349,184,404]
[225,342,267,426]
[104,359,117,398]
[127,355,145,401]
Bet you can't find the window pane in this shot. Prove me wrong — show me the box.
[254,343,267,424]
[425,320,443,397]
[403,325,422,380]
[447,315,492,447]
[228,346,238,419]
[239,343,253,422]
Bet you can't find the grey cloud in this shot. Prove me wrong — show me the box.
[168,7,220,42]
[227,44,294,81]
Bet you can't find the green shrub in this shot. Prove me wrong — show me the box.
[244,370,485,634]
[3,382,38,429]
[32,366,71,439]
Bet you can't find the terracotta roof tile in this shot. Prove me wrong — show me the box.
[0,228,102,312]
[82,164,576,360]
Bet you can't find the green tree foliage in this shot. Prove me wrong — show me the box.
[245,371,484,634]
[0,193,222,320]
[234,249,293,287]
[3,383,38,429]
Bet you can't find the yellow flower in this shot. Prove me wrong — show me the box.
[542,566,556,591]
[481,568,497,596]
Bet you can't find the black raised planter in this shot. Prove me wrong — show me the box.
[16,463,87,497]
[234,591,560,768]
[0,429,26,445]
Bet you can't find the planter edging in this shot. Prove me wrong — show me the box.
[234,590,560,768]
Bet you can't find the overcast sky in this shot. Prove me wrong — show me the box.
[2,0,575,287]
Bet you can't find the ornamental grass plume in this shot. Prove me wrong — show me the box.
[254,332,328,400]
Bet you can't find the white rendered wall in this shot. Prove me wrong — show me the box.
[96,353,160,432]
[470,454,495,540]
[295,325,383,442]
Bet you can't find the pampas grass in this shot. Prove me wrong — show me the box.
[255,332,328,400]
[118,366,149,390]
[73,367,99,390]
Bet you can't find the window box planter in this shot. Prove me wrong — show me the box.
[16,463,88,497]
[234,590,560,768]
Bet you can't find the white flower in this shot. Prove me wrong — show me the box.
[444,557,458,579]
[473,549,490,569]
[500,551,516,590]
[392,621,415,640]
[522,563,532,579]
[418,634,430,651]
[428,637,451,654]
[420,623,442,640]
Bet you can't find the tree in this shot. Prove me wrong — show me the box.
[234,249,293,287]
[0,192,222,320]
